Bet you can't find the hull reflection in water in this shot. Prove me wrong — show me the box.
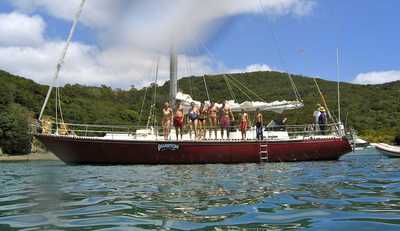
[35,134,352,165]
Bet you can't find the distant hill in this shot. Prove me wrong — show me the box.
[0,69,399,143]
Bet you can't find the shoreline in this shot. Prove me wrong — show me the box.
[0,152,59,162]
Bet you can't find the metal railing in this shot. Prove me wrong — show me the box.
[32,121,346,141]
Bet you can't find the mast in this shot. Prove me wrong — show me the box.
[336,48,341,123]
[170,45,178,108]
[38,0,86,121]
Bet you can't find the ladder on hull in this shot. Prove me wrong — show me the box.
[259,143,269,162]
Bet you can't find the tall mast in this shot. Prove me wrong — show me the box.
[39,0,86,121]
[170,44,178,108]
[336,48,341,123]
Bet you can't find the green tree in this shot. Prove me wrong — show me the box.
[0,82,14,109]
[0,104,32,154]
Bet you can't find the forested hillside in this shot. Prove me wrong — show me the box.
[0,69,399,153]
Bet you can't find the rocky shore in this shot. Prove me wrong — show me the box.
[0,152,58,162]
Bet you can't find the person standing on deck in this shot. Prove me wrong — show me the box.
[198,103,207,140]
[313,104,321,132]
[240,109,249,140]
[162,102,173,140]
[220,101,235,139]
[188,102,199,140]
[318,107,328,135]
[208,102,218,139]
[255,108,264,140]
[173,102,184,140]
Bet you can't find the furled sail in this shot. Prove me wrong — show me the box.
[176,92,303,114]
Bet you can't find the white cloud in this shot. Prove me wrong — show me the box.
[0,40,214,88]
[9,0,316,50]
[353,70,400,85]
[105,0,316,51]
[9,0,122,28]
[227,64,272,74]
[0,36,271,88]
[10,0,315,25]
[0,12,45,46]
[0,1,316,88]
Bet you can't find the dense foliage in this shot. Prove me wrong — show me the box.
[0,77,33,154]
[0,69,399,148]
[0,104,32,154]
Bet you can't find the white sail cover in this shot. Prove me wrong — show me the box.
[176,92,303,114]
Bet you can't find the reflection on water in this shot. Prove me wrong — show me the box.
[0,149,400,230]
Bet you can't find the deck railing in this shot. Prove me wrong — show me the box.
[32,121,347,141]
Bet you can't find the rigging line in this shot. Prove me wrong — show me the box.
[193,35,234,102]
[223,75,237,102]
[55,83,58,133]
[196,27,262,103]
[198,41,238,101]
[54,66,65,126]
[203,74,211,102]
[221,73,252,101]
[186,55,193,96]
[138,56,156,125]
[329,2,343,124]
[226,76,252,101]
[257,0,302,102]
[182,55,193,96]
[313,78,337,124]
[57,87,65,125]
[138,56,157,126]
[39,0,86,121]
[196,34,257,103]
[226,74,265,101]
[230,75,258,101]
[57,86,68,134]
[137,86,148,126]
[146,57,158,129]
[336,48,341,123]
[190,74,193,97]
[152,56,160,127]
[192,44,212,102]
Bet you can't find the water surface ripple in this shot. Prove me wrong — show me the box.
[0,149,400,230]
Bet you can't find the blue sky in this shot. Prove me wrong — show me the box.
[206,0,400,83]
[0,0,399,87]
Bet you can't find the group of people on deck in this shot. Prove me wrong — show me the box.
[161,101,264,141]
[162,101,332,140]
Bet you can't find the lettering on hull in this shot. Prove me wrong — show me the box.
[158,143,180,152]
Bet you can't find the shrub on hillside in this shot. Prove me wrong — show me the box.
[0,104,32,154]
[0,82,14,109]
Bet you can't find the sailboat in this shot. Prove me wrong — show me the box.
[34,1,352,165]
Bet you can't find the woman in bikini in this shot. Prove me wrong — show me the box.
[208,102,218,139]
[162,102,173,140]
[173,102,184,140]
[198,103,208,140]
[220,101,235,139]
[188,102,199,140]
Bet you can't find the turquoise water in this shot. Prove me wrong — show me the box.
[0,149,399,230]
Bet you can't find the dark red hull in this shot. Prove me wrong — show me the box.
[35,134,352,164]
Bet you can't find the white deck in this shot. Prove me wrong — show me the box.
[100,127,339,142]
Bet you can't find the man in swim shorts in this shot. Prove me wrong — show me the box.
[220,101,235,139]
[174,102,184,140]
